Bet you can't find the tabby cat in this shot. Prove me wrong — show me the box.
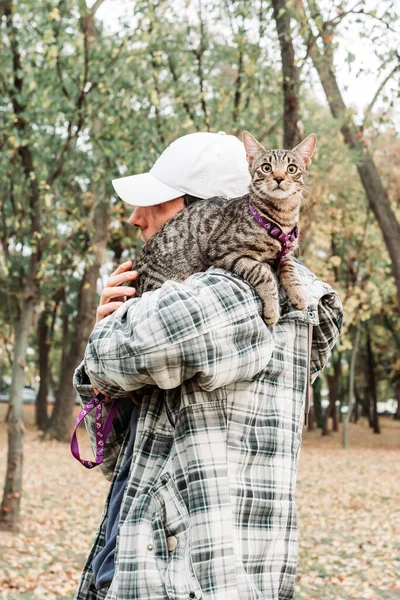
[129,130,317,325]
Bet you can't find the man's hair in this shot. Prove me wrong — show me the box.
[183,194,203,207]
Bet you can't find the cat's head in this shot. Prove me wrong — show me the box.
[242,131,317,201]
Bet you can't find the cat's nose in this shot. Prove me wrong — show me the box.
[274,176,285,185]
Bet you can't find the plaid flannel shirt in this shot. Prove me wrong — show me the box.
[73,264,342,600]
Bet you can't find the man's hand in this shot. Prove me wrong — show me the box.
[96,260,138,324]
[92,385,143,406]
[92,385,112,403]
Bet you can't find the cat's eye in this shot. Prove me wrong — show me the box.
[287,164,297,174]
[261,163,272,173]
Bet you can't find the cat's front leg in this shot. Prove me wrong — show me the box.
[228,257,280,325]
[279,257,308,310]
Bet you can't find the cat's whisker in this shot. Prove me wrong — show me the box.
[302,196,311,215]
[302,185,318,207]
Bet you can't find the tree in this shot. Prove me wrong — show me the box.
[0,0,108,526]
[292,0,400,309]
[271,0,302,147]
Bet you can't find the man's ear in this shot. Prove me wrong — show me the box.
[242,131,265,166]
[292,134,317,168]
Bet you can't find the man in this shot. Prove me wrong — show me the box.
[73,131,342,600]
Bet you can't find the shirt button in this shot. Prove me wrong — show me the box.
[189,593,196,599]
[166,535,178,552]
[147,544,153,551]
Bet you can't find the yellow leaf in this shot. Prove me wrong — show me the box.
[329,255,341,267]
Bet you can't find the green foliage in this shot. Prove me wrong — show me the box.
[0,0,399,401]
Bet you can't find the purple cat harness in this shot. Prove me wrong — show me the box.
[248,201,298,265]
[71,392,118,468]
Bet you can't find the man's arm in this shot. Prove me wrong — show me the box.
[84,270,275,397]
[73,362,134,481]
[72,260,141,480]
[308,280,343,382]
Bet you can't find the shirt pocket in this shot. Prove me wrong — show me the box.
[149,472,203,600]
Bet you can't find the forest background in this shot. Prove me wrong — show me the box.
[0,0,399,597]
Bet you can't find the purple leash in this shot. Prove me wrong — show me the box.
[70,393,118,469]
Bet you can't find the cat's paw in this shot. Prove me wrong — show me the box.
[263,303,280,326]
[288,288,308,311]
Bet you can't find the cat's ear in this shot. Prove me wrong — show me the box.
[292,134,317,168]
[242,131,265,166]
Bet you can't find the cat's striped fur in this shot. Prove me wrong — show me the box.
[130,131,317,325]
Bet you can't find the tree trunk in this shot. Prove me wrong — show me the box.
[0,296,35,528]
[394,379,400,421]
[322,396,332,436]
[353,387,360,423]
[307,391,315,431]
[366,331,380,434]
[46,308,69,432]
[294,0,400,309]
[35,305,51,430]
[371,392,380,434]
[312,376,323,428]
[271,0,302,148]
[332,393,338,432]
[358,386,371,420]
[35,293,61,430]
[343,318,361,449]
[46,197,109,441]
[324,352,341,435]
[45,5,108,441]
[1,0,42,528]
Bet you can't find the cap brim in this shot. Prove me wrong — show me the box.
[111,173,184,207]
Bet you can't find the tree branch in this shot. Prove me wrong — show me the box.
[47,7,94,186]
[362,61,400,127]
[259,119,281,143]
[150,53,166,145]
[167,53,198,124]
[5,0,42,264]
[53,0,71,99]
[321,1,363,29]
[232,44,244,125]
[90,0,107,16]
[196,0,209,130]
[382,313,400,349]
[55,53,71,99]
[0,190,10,258]
[352,9,399,33]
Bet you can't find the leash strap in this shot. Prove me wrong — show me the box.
[70,393,118,469]
[304,323,313,426]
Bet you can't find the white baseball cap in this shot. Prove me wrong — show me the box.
[111,131,250,207]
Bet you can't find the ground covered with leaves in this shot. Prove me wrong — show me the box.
[0,406,399,600]
[296,420,400,600]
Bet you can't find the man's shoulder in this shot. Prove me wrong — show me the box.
[191,263,330,308]
[191,263,339,326]
[188,266,256,288]
[154,268,263,325]
[185,267,262,305]
[192,263,328,298]
[292,259,339,302]
[156,263,339,327]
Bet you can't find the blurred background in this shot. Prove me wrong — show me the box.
[0,0,399,598]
